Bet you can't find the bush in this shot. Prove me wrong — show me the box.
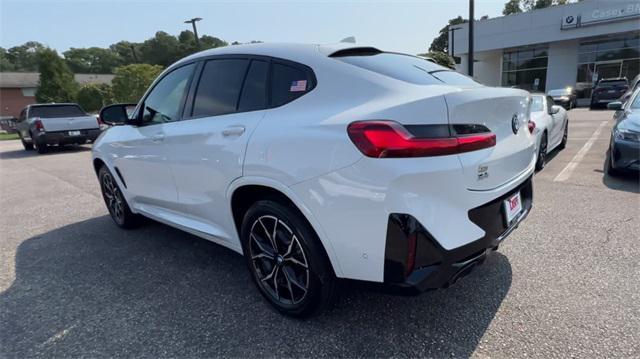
[76,83,114,113]
[112,64,163,103]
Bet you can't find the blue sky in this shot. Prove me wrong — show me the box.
[1,0,504,55]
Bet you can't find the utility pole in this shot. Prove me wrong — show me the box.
[184,17,203,49]
[468,0,474,77]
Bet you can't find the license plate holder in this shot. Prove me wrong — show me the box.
[503,191,523,227]
[68,130,81,136]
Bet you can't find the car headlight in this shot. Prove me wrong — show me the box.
[559,96,569,101]
[615,128,640,142]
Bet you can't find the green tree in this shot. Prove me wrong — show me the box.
[511,0,574,13]
[109,41,141,65]
[63,47,123,74]
[429,16,466,53]
[419,51,456,69]
[0,47,17,71]
[35,48,78,103]
[76,83,114,112]
[111,64,163,103]
[200,35,227,50]
[503,0,523,15]
[5,41,45,71]
[138,31,182,67]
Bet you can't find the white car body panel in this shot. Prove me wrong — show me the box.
[93,43,535,284]
[531,95,568,155]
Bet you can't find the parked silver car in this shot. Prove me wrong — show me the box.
[15,103,101,154]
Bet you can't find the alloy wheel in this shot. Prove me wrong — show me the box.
[101,172,125,224]
[249,215,310,305]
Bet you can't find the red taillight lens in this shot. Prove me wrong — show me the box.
[347,121,496,158]
[528,120,536,134]
[34,118,44,131]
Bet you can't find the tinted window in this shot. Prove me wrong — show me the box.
[238,60,268,112]
[29,105,86,118]
[597,80,628,88]
[531,96,544,112]
[548,89,570,96]
[630,91,640,109]
[193,59,249,117]
[546,96,556,113]
[271,63,311,107]
[142,63,194,125]
[334,53,477,86]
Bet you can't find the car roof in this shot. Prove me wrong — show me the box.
[175,42,373,67]
[599,77,627,82]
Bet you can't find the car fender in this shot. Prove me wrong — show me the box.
[226,175,344,277]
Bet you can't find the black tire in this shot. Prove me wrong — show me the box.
[241,200,336,318]
[98,166,141,229]
[535,133,547,171]
[606,148,621,177]
[558,120,568,150]
[20,134,33,150]
[31,133,48,154]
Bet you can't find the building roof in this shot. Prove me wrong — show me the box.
[0,72,115,88]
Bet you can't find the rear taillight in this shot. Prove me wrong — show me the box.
[528,120,536,134]
[347,120,496,158]
[34,118,44,132]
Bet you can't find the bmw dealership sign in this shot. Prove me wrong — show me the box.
[562,1,640,29]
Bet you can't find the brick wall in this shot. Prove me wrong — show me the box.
[0,88,37,118]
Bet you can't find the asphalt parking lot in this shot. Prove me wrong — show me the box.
[0,108,638,358]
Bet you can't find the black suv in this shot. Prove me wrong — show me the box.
[591,78,629,109]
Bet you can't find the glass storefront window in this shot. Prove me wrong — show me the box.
[575,31,640,99]
[502,45,548,92]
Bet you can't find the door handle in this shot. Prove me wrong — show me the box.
[151,133,165,142]
[222,126,245,137]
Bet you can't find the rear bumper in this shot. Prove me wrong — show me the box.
[34,129,101,146]
[383,176,533,293]
[611,139,640,172]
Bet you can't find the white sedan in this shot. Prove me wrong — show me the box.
[530,94,569,170]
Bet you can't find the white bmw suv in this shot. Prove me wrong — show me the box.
[93,43,535,317]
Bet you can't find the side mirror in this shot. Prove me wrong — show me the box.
[99,103,137,126]
[607,101,623,110]
[550,105,561,114]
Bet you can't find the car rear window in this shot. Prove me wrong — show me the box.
[332,52,478,86]
[29,105,86,118]
[597,80,628,88]
[548,89,569,96]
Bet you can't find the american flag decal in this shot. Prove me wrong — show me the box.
[290,80,307,92]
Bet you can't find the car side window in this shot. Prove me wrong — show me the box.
[270,62,312,107]
[546,96,555,114]
[238,60,269,112]
[192,59,250,118]
[141,63,195,126]
[18,109,26,122]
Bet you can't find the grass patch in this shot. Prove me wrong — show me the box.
[0,132,20,141]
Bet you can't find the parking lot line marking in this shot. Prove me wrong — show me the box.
[554,120,608,183]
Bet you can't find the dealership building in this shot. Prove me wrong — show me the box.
[451,0,640,104]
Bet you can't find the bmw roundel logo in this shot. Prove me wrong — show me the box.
[511,114,520,134]
[566,15,574,24]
